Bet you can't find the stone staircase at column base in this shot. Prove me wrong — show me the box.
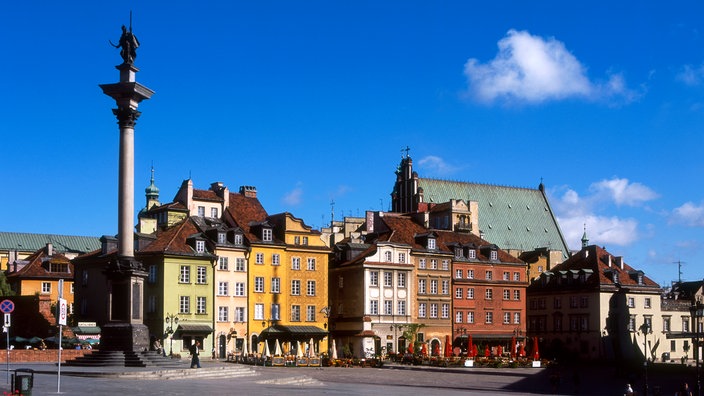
[64,350,186,368]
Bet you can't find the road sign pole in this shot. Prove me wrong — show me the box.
[57,279,64,394]
[5,325,9,384]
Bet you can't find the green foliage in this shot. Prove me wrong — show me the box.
[0,273,15,296]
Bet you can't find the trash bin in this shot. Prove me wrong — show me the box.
[12,368,34,396]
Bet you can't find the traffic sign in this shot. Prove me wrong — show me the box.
[0,300,14,314]
[3,314,9,328]
[58,298,67,326]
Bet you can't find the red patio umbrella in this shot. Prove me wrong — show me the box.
[472,344,478,358]
[510,336,516,358]
[444,335,452,358]
[421,342,427,356]
[407,342,414,354]
[532,337,540,360]
[467,334,473,357]
[497,345,503,357]
[518,342,525,357]
[432,342,439,356]
[484,345,490,357]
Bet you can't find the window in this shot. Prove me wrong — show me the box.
[399,253,406,263]
[306,306,316,321]
[41,282,51,294]
[554,297,562,309]
[467,288,474,299]
[254,277,264,293]
[292,257,301,270]
[580,296,588,308]
[514,272,520,281]
[442,260,449,270]
[455,269,462,278]
[196,240,205,253]
[197,206,205,217]
[430,303,438,318]
[503,289,510,300]
[467,269,474,279]
[467,311,474,324]
[294,236,301,245]
[291,280,301,296]
[513,312,520,324]
[628,315,636,332]
[196,266,207,284]
[645,297,652,309]
[218,282,229,296]
[485,288,493,300]
[384,300,393,315]
[307,258,316,271]
[397,300,406,315]
[428,238,436,250]
[490,251,498,260]
[513,290,520,300]
[419,259,426,269]
[218,257,229,270]
[291,305,301,322]
[148,265,157,283]
[430,280,438,294]
[683,318,690,333]
[503,272,510,280]
[179,296,190,314]
[235,258,245,271]
[485,312,493,324]
[456,311,463,323]
[271,304,280,320]
[627,297,635,308]
[663,317,671,332]
[302,237,308,245]
[384,272,392,287]
[262,228,272,241]
[441,304,449,318]
[485,271,493,280]
[430,259,437,269]
[256,253,264,265]
[418,279,427,294]
[370,300,379,315]
[234,282,245,296]
[307,280,316,296]
[570,296,579,308]
[254,304,264,320]
[397,272,406,287]
[217,232,226,244]
[271,277,280,293]
[179,266,190,283]
[468,249,476,259]
[272,254,280,266]
[503,312,511,324]
[234,234,243,245]
[384,251,392,262]
[418,303,426,318]
[455,288,463,299]
[370,271,379,286]
[218,306,229,322]
[148,295,156,313]
[211,207,218,218]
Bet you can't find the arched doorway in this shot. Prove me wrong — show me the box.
[430,339,441,356]
[251,334,259,354]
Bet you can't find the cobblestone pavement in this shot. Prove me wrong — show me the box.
[0,360,696,395]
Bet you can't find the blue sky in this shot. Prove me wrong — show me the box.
[1,1,703,286]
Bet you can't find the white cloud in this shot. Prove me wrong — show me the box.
[464,29,637,104]
[671,201,704,226]
[677,64,704,86]
[558,213,640,249]
[417,156,458,176]
[589,178,659,206]
[282,184,303,206]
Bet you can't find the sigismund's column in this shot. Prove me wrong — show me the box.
[99,23,154,352]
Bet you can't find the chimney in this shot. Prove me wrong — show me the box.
[607,255,612,267]
[100,235,118,255]
[615,256,624,270]
[46,243,53,256]
[366,211,374,233]
[239,185,257,198]
[8,250,17,268]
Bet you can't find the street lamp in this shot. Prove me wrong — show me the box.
[690,301,704,396]
[639,321,652,396]
[165,313,179,357]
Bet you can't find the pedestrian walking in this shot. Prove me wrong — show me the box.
[190,341,202,368]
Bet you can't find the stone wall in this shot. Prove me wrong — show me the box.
[0,349,89,363]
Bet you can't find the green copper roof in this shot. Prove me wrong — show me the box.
[0,232,101,254]
[418,178,569,258]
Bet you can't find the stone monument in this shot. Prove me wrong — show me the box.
[98,21,154,352]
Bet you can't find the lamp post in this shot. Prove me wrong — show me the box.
[639,321,652,396]
[690,302,703,396]
[165,313,179,357]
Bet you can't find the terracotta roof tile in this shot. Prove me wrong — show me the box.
[6,248,73,280]
[226,192,268,242]
[139,218,201,256]
[193,189,222,202]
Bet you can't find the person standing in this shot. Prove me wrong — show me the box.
[676,382,692,396]
[190,341,202,368]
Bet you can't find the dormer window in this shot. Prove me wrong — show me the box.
[428,238,436,250]
[217,232,226,244]
[468,249,476,259]
[454,247,463,258]
[262,228,272,242]
[197,206,205,217]
[637,273,644,285]
[196,240,205,253]
[211,207,218,218]
[613,272,620,284]
[234,234,243,245]
[384,251,392,262]
[490,250,498,261]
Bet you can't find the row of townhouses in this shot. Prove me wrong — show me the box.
[1,155,701,364]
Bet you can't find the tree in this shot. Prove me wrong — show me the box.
[402,323,426,354]
[0,272,14,296]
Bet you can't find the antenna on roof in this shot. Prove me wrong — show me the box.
[330,199,335,223]
[674,260,686,283]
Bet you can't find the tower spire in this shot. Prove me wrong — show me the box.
[581,223,589,248]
